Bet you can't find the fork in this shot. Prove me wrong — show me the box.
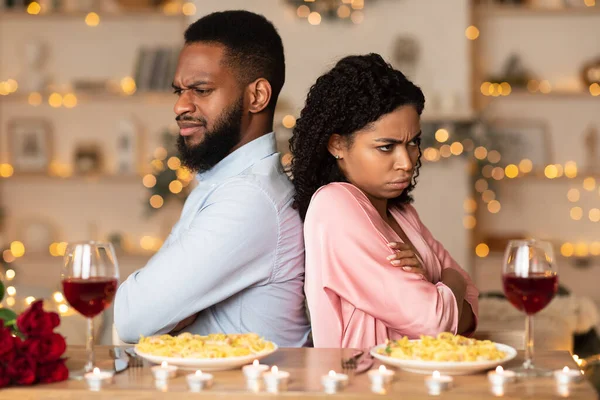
[341,350,364,377]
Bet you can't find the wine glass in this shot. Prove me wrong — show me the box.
[61,241,119,379]
[502,239,558,377]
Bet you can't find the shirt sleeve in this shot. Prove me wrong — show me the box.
[114,179,277,343]
[404,205,479,335]
[306,184,460,338]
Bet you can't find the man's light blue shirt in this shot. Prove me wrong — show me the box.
[114,133,311,347]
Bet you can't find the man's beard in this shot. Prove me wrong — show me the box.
[177,97,244,173]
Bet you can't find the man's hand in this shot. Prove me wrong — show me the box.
[170,313,198,334]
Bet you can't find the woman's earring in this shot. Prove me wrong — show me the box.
[334,155,341,160]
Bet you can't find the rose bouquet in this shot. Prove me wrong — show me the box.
[0,280,68,387]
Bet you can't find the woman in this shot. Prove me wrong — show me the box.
[290,54,479,349]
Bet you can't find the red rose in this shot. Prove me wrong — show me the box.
[7,355,36,385]
[22,333,66,363]
[0,321,15,363]
[36,359,69,384]
[0,364,10,388]
[16,300,60,337]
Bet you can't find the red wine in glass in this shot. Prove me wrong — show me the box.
[502,239,558,378]
[61,241,119,378]
[62,277,118,318]
[502,272,558,315]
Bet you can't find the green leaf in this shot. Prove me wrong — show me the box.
[0,279,4,302]
[0,308,17,324]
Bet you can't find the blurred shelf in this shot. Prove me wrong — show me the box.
[0,91,175,105]
[497,170,600,181]
[421,111,475,123]
[0,9,187,20]
[483,89,599,100]
[1,173,143,184]
[475,4,600,17]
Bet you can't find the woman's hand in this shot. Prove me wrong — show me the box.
[387,242,429,280]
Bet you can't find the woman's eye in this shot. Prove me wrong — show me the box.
[378,145,393,152]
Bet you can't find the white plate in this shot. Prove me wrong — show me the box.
[370,342,517,375]
[134,344,278,371]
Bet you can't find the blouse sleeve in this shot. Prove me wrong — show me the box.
[404,205,479,335]
[305,184,460,337]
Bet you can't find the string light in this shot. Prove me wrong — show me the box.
[539,80,552,94]
[564,161,578,178]
[282,115,296,129]
[121,77,136,95]
[25,296,36,305]
[583,177,596,191]
[482,165,493,178]
[435,129,449,143]
[505,164,519,178]
[575,243,589,257]
[27,1,41,15]
[167,157,181,170]
[351,11,364,24]
[6,286,16,296]
[10,241,25,258]
[527,80,540,93]
[465,25,480,40]
[463,198,477,213]
[58,304,69,314]
[482,190,496,203]
[450,142,464,156]
[63,93,77,108]
[567,188,580,202]
[589,208,600,222]
[85,12,100,27]
[308,12,322,25]
[297,5,310,18]
[475,179,488,193]
[561,242,574,257]
[487,200,501,214]
[487,150,501,164]
[182,2,196,16]
[5,269,15,281]
[491,167,505,180]
[169,180,183,194]
[474,147,488,160]
[439,145,452,158]
[48,93,62,108]
[544,165,558,179]
[153,147,168,160]
[570,207,583,221]
[53,292,65,303]
[150,195,164,209]
[6,298,15,307]
[0,164,14,178]
[143,174,157,188]
[463,215,477,229]
[2,250,15,263]
[590,83,600,97]
[475,243,490,258]
[337,5,351,18]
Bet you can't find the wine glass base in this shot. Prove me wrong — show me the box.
[508,365,553,378]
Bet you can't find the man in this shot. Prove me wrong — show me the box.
[114,10,311,347]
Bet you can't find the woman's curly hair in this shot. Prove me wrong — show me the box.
[289,53,426,221]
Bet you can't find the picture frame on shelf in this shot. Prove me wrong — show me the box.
[8,118,53,174]
[16,218,59,255]
[487,118,553,169]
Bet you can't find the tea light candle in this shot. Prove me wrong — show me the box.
[84,367,114,391]
[243,359,269,380]
[425,370,453,395]
[487,366,516,386]
[321,370,349,394]
[186,370,213,392]
[554,366,583,385]
[151,361,178,382]
[263,366,290,393]
[368,365,395,392]
[243,359,269,391]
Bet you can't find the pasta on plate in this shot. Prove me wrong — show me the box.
[135,332,276,359]
[377,332,507,362]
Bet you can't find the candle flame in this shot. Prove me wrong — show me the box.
[433,370,440,379]
[196,370,202,376]
[253,359,259,366]
[563,366,570,373]
[329,370,336,377]
[271,366,278,374]
[161,361,168,368]
[379,365,387,373]
[496,366,503,374]
[93,367,100,375]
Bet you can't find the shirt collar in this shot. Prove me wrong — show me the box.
[196,132,277,184]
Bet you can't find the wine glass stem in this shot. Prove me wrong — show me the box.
[524,314,534,369]
[85,317,95,372]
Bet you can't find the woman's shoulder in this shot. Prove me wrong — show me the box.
[306,183,379,225]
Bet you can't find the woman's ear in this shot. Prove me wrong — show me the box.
[327,134,345,160]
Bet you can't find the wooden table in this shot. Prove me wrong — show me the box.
[0,346,597,399]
